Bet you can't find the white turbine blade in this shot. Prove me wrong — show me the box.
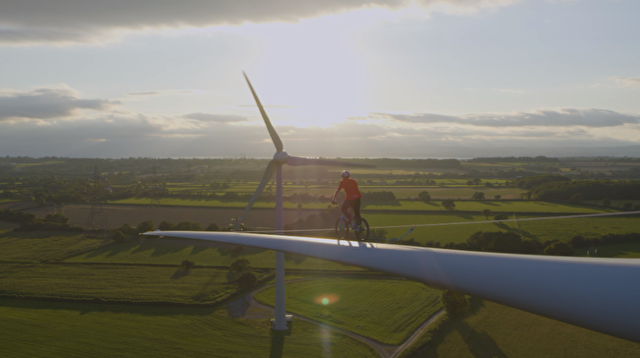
[234,160,278,230]
[142,230,640,344]
[287,156,375,168]
[243,72,283,152]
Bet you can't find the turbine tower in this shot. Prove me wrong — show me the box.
[237,73,373,330]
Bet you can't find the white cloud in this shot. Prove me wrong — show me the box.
[0,0,521,44]
[183,113,248,123]
[126,91,161,96]
[376,108,640,128]
[609,76,640,89]
[0,86,119,121]
[590,76,640,90]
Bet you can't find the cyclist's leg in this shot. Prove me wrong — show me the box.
[341,200,353,221]
[353,198,362,224]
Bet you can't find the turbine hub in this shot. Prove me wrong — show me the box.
[273,151,289,164]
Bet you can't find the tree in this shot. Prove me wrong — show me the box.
[158,221,174,231]
[466,180,473,187]
[441,199,455,210]
[569,193,583,204]
[441,290,469,316]
[622,202,633,210]
[175,221,192,230]
[544,242,574,256]
[472,192,485,201]
[493,213,509,223]
[136,220,154,233]
[43,213,70,224]
[473,178,482,187]
[494,195,502,200]
[418,191,431,203]
[230,258,251,272]
[190,222,202,231]
[34,196,46,207]
[236,272,257,288]
[181,259,195,270]
[601,197,611,207]
[111,230,126,243]
[481,209,492,220]
[206,222,220,231]
[484,182,494,188]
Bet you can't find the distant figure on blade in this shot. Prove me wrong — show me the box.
[331,171,362,224]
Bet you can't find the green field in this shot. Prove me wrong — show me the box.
[405,300,640,358]
[256,278,442,345]
[585,199,640,207]
[365,213,640,245]
[111,197,615,214]
[574,242,640,258]
[0,232,108,263]
[0,298,376,357]
[0,198,25,205]
[66,240,364,271]
[0,264,260,304]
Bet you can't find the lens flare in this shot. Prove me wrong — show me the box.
[314,294,339,306]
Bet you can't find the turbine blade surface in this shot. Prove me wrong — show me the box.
[142,230,640,344]
[243,72,283,152]
[287,156,375,168]
[234,160,278,230]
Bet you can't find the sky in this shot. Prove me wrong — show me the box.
[1,0,639,158]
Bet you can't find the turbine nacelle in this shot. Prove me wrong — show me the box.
[273,151,289,164]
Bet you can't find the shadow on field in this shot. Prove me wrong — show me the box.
[171,269,191,279]
[82,242,135,259]
[494,223,538,240]
[455,214,474,220]
[217,246,267,259]
[478,202,499,207]
[455,320,508,358]
[416,298,508,358]
[0,297,215,317]
[269,331,286,358]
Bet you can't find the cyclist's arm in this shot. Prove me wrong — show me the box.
[331,188,340,204]
[331,183,343,204]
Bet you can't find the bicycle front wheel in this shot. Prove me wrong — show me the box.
[335,217,349,239]
[354,218,370,241]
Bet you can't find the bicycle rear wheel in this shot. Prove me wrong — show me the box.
[354,218,370,241]
[335,217,349,239]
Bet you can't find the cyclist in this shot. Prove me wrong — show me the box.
[331,171,362,225]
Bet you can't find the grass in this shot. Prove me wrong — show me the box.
[0,264,260,304]
[366,212,640,246]
[574,242,640,258]
[0,231,108,262]
[364,200,616,213]
[66,239,364,271]
[405,299,640,358]
[0,198,25,204]
[383,187,524,200]
[585,199,640,207]
[0,298,376,357]
[111,197,616,214]
[255,278,443,345]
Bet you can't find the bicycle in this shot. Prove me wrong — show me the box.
[335,214,370,241]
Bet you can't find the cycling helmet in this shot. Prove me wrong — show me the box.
[341,170,350,178]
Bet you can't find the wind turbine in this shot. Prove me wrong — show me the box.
[236,73,374,330]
